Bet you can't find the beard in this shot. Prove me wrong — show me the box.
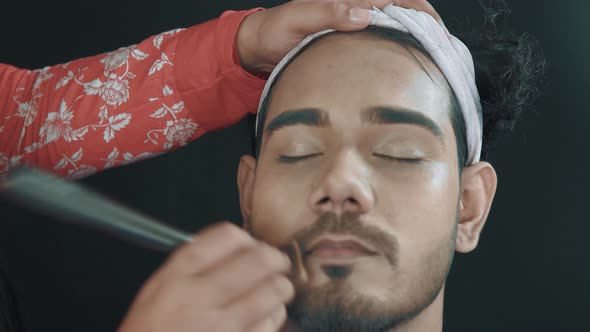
[284,211,458,332]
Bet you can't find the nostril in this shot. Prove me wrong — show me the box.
[345,197,359,205]
[319,197,330,204]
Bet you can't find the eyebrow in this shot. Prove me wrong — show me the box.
[361,106,444,141]
[263,108,330,139]
[263,106,444,144]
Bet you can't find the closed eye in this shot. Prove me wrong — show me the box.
[373,153,423,164]
[278,153,323,163]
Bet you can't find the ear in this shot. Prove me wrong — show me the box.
[456,161,497,253]
[237,155,257,232]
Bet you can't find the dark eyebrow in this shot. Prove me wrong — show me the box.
[361,106,445,143]
[263,106,444,145]
[263,108,330,139]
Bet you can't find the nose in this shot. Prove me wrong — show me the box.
[309,149,375,215]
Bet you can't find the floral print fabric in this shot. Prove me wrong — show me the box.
[0,8,267,181]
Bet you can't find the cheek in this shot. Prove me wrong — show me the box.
[420,163,458,221]
[378,162,456,212]
[429,162,452,191]
[405,163,457,229]
[249,165,312,246]
[378,162,458,264]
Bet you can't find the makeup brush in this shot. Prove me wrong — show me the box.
[0,167,193,252]
[1,167,309,282]
[280,240,309,284]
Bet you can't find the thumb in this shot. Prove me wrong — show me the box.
[287,1,372,34]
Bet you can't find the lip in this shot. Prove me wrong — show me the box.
[306,235,377,256]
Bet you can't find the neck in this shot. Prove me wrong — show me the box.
[280,286,445,332]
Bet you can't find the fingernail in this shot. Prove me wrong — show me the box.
[349,8,371,24]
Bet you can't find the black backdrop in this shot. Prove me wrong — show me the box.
[1,1,589,331]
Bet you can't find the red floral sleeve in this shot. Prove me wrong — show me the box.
[0,8,267,181]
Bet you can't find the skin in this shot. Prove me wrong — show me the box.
[119,2,458,332]
[237,0,447,73]
[237,33,497,331]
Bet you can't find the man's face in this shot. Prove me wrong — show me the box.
[239,33,462,331]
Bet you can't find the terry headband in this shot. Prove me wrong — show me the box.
[255,3,483,165]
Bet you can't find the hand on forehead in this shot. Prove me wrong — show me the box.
[313,0,444,25]
[295,0,441,19]
[257,1,480,164]
[288,0,444,32]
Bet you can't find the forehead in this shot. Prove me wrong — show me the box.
[266,32,452,133]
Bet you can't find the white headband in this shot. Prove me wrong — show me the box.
[256,4,483,165]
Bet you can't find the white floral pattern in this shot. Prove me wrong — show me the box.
[102,147,154,170]
[53,148,98,179]
[39,99,75,144]
[84,75,131,107]
[0,26,211,180]
[148,52,173,76]
[144,85,199,150]
[152,29,183,50]
[6,67,53,151]
[0,153,24,182]
[165,119,199,145]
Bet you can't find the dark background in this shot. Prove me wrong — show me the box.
[1,0,588,331]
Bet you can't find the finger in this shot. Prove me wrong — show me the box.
[286,1,373,33]
[245,305,288,332]
[298,0,443,25]
[223,275,294,330]
[195,242,291,307]
[370,0,400,8]
[292,0,390,10]
[158,222,258,278]
[346,0,397,9]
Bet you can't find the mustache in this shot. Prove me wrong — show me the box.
[291,212,399,267]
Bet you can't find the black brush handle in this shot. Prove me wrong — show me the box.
[0,167,193,252]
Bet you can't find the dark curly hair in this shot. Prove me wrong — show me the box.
[249,0,545,173]
[461,0,546,161]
